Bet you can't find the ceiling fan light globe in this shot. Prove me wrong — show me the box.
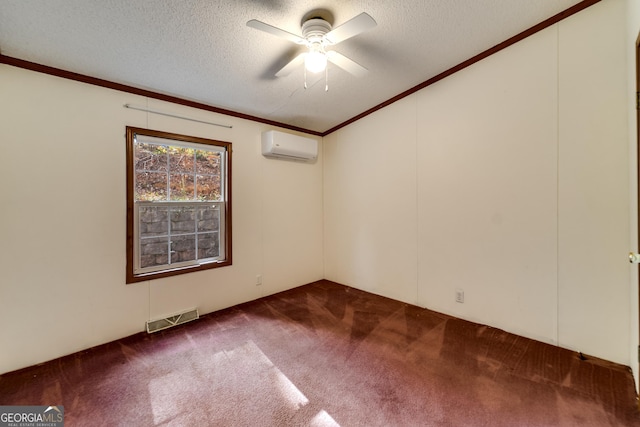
[305,51,327,73]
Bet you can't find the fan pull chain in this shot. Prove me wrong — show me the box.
[325,66,329,92]
[304,67,308,89]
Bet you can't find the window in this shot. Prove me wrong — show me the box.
[126,127,232,283]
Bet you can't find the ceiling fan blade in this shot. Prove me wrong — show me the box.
[324,12,377,45]
[247,20,305,44]
[275,52,307,77]
[326,51,368,77]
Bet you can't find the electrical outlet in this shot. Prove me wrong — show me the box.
[455,289,464,303]
[256,275,262,286]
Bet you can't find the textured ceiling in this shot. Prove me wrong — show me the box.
[0,0,586,133]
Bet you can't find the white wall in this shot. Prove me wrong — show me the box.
[557,0,629,366]
[323,96,418,303]
[0,66,323,374]
[324,0,631,365]
[416,26,559,345]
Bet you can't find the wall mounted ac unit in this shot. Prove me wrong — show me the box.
[261,130,317,161]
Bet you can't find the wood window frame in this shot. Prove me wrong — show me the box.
[125,126,232,283]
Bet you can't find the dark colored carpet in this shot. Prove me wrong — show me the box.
[1,280,639,426]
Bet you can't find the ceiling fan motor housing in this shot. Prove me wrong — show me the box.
[302,18,332,44]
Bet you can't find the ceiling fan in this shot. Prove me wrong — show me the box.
[247,12,377,89]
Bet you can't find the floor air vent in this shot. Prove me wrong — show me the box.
[146,308,199,333]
